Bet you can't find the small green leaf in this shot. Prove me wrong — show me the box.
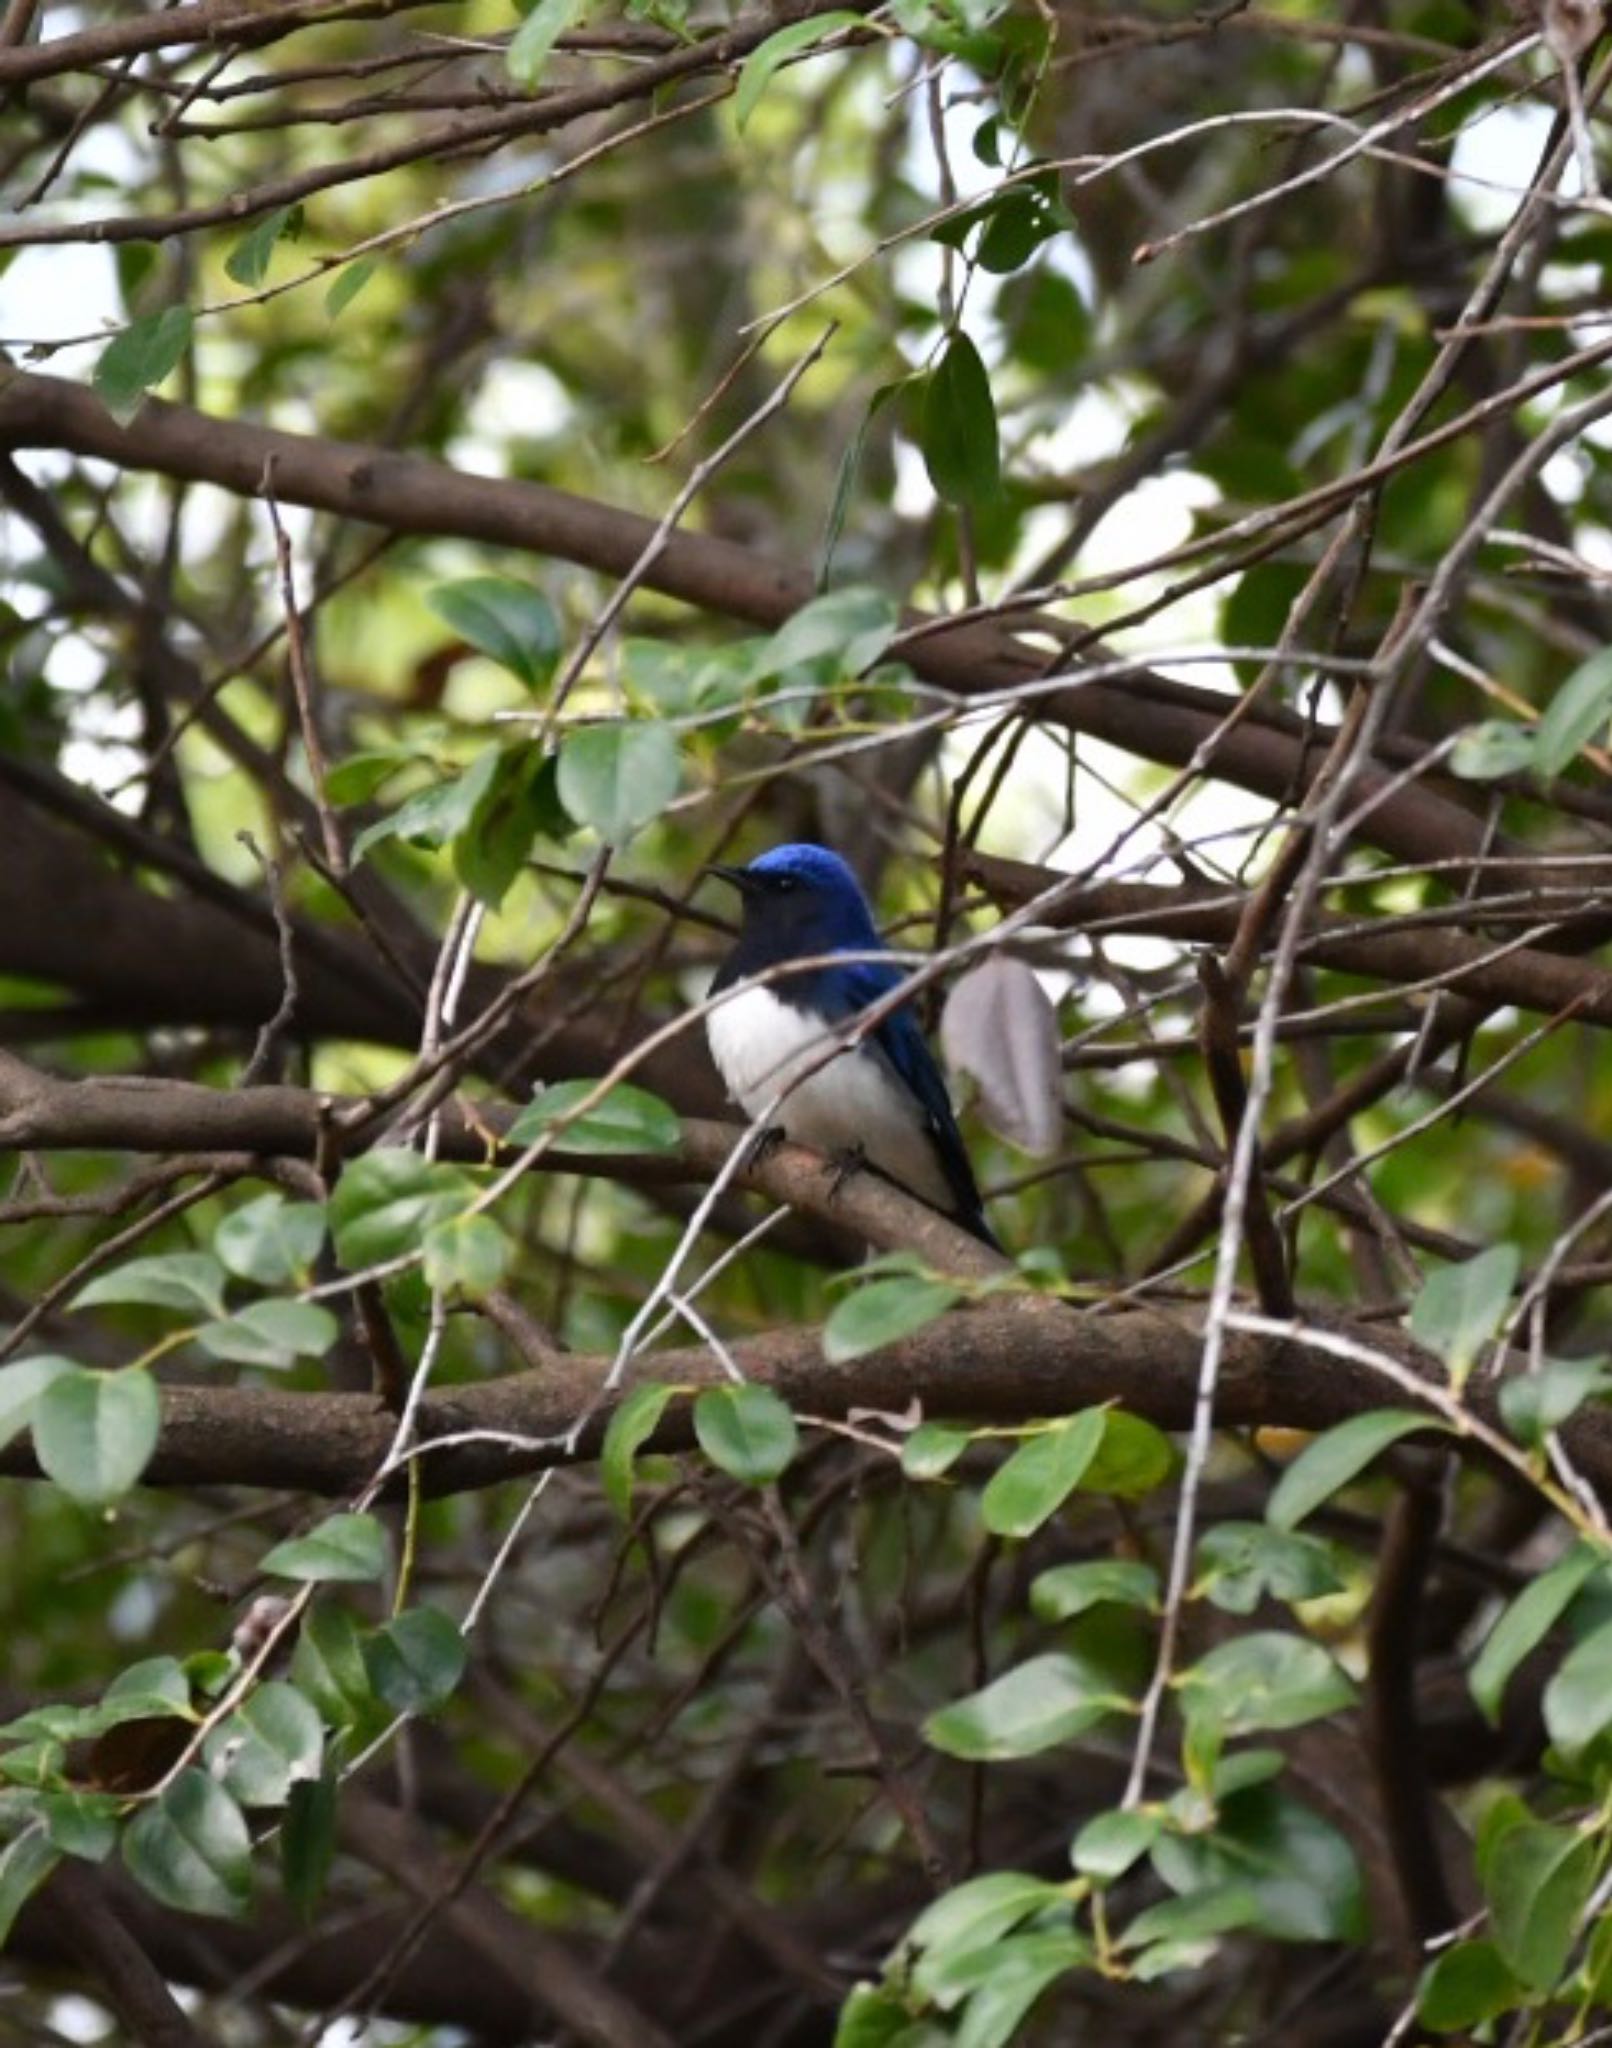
[1266,1409,1438,1531]
[421,1212,512,1298]
[751,585,900,685]
[93,306,193,424]
[924,1651,1134,1761]
[1178,1633,1355,1739]
[215,1195,326,1288]
[39,1790,119,1862]
[197,1301,340,1369]
[1484,1820,1595,1991]
[734,11,862,129]
[291,1604,375,1727]
[1451,720,1535,782]
[0,1829,59,1950]
[204,1681,324,1807]
[1408,1244,1520,1385]
[426,577,561,696]
[508,0,592,87]
[1079,1409,1177,1498]
[1150,1783,1365,1944]
[1499,1355,1612,1447]
[1194,1523,1346,1615]
[76,1251,227,1319]
[901,1421,972,1479]
[906,1869,1065,1958]
[1471,1543,1602,1723]
[1535,646,1612,778]
[1122,1883,1264,1950]
[123,1771,252,1919]
[329,1150,475,1269]
[945,1932,1088,2046]
[325,258,377,319]
[282,1771,338,1920]
[453,745,568,909]
[1030,1559,1159,1623]
[980,1409,1106,1539]
[262,1513,387,1584]
[1418,1939,1522,2032]
[556,722,680,844]
[694,1384,798,1485]
[601,1381,679,1518]
[350,745,502,864]
[33,1368,161,1505]
[0,1356,73,1449]
[1071,1808,1162,1883]
[507,1079,683,1154]
[921,331,999,505]
[223,204,301,288]
[1543,1615,1612,1754]
[363,1607,466,1714]
[823,1277,962,1363]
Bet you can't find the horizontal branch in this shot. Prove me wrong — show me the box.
[0,369,1503,876]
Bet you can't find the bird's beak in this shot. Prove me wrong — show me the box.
[704,863,753,894]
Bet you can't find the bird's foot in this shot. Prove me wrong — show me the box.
[823,1143,868,1203]
[741,1123,788,1171]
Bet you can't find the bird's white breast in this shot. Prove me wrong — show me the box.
[706,985,952,1209]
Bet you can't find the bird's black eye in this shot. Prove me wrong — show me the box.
[772,876,799,893]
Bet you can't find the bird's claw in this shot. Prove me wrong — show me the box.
[741,1124,788,1171]
[824,1143,867,1202]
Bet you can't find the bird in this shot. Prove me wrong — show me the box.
[704,842,998,1247]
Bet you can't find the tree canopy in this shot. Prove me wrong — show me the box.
[3,0,1612,2042]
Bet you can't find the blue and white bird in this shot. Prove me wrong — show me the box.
[705,842,997,1247]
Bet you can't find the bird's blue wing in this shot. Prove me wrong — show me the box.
[816,960,996,1245]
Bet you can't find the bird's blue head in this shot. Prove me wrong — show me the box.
[708,842,883,962]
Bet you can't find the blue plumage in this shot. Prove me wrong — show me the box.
[705,843,997,1246]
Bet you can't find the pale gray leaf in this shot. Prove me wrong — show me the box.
[940,955,1063,1157]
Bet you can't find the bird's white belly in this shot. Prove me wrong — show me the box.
[706,985,952,1209]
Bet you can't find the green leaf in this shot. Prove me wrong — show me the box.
[1418,1939,1522,2032]
[325,257,378,319]
[1150,1784,1365,1943]
[823,1277,962,1364]
[421,1212,512,1298]
[329,1150,475,1269]
[1451,719,1535,782]
[924,1651,1134,1761]
[921,331,999,505]
[453,745,568,909]
[950,1933,1088,2047]
[223,204,301,288]
[1544,1614,1612,1753]
[1484,1820,1595,1991]
[1266,1410,1438,1531]
[196,1300,340,1369]
[33,1368,161,1505]
[39,1790,119,1862]
[1408,1243,1520,1384]
[900,1420,972,1479]
[1471,1544,1603,1723]
[124,1771,252,1919]
[1079,1410,1176,1498]
[508,0,592,87]
[204,1682,324,1807]
[0,1356,73,1449]
[1178,1633,1355,1739]
[556,721,680,843]
[1122,1884,1264,1950]
[350,744,502,864]
[507,1079,683,1155]
[694,1384,798,1485]
[832,1983,927,2047]
[1535,646,1612,778]
[282,1771,338,1920]
[215,1195,326,1288]
[980,1409,1106,1539]
[76,1251,227,1319]
[262,1513,387,1584]
[426,576,562,696]
[734,11,862,129]
[752,586,901,684]
[906,1869,1066,1959]
[1071,1807,1162,1883]
[92,306,193,424]
[1194,1523,1347,1615]
[0,1829,59,1950]
[602,1381,679,1518]
[1499,1355,1612,1447]
[291,1604,376,1727]
[1030,1559,1159,1624]
[363,1607,467,1714]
